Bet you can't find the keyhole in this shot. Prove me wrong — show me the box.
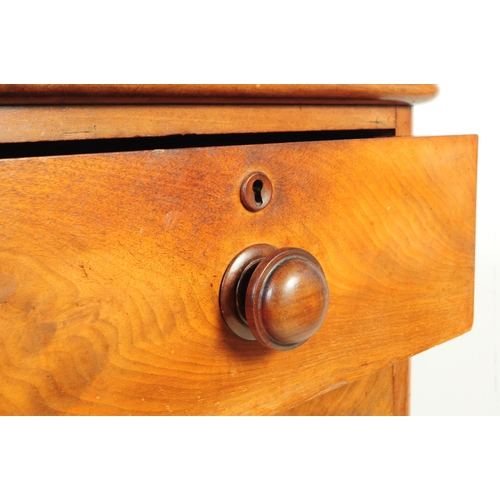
[240,172,272,212]
[252,180,263,206]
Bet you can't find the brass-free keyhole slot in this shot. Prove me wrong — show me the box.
[252,179,264,206]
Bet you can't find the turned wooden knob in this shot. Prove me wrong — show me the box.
[220,244,329,350]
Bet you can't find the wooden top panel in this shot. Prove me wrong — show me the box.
[0,84,438,105]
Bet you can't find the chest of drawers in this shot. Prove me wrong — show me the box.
[0,85,477,415]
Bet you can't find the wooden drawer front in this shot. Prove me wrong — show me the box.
[0,135,477,415]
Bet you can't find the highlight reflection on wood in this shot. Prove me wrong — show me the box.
[0,135,477,415]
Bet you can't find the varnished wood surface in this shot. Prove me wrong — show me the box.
[0,105,397,144]
[393,360,411,416]
[0,84,439,105]
[395,106,412,136]
[280,365,394,416]
[245,247,329,349]
[219,244,329,350]
[0,135,476,415]
[388,107,413,416]
[280,361,410,416]
[292,106,414,416]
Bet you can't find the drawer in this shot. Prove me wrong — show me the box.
[0,134,477,415]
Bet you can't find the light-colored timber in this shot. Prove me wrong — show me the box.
[0,134,477,415]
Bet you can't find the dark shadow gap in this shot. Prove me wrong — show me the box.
[0,129,395,159]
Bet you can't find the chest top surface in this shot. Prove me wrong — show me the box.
[0,84,438,105]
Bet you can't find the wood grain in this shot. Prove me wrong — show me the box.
[0,105,396,144]
[244,247,329,349]
[393,360,411,416]
[0,135,477,415]
[395,106,412,136]
[390,106,413,415]
[0,84,439,105]
[295,106,414,417]
[280,366,394,416]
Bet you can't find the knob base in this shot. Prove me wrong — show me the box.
[219,244,275,341]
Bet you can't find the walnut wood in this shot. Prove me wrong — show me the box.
[246,248,329,350]
[240,172,273,212]
[280,365,394,416]
[0,105,397,145]
[0,84,438,105]
[221,245,328,350]
[0,134,476,415]
[219,244,276,342]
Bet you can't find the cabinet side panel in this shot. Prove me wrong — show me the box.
[392,105,413,415]
[280,366,394,416]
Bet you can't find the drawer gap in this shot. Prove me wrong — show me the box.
[0,129,395,159]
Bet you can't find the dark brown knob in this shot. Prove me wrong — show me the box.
[219,245,329,351]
